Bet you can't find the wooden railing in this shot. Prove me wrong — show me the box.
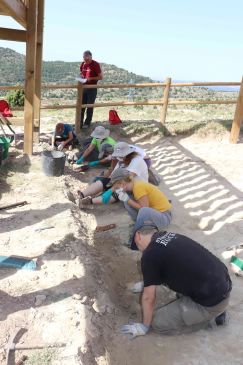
[0,78,242,142]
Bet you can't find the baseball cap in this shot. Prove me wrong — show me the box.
[130,220,159,250]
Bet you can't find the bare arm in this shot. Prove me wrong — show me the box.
[127,195,149,210]
[62,131,73,147]
[142,285,156,327]
[82,143,95,158]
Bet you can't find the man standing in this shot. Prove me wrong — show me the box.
[121,222,232,339]
[80,50,103,129]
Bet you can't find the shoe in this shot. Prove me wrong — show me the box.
[83,124,90,130]
[78,196,93,210]
[215,311,229,326]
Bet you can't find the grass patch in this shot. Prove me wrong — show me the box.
[25,348,58,365]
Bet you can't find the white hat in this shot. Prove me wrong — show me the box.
[112,142,134,158]
[91,126,110,140]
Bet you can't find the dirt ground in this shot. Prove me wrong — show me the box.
[0,123,243,365]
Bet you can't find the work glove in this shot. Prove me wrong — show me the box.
[88,161,100,167]
[131,281,144,293]
[121,323,149,339]
[117,191,129,202]
[57,142,65,151]
[76,156,85,165]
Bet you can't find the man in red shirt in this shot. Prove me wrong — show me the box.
[80,50,103,129]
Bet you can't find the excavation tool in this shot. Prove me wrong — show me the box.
[6,328,65,365]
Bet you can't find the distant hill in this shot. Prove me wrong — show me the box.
[0,47,153,85]
[0,47,235,101]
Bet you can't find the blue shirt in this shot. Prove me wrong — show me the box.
[55,124,75,139]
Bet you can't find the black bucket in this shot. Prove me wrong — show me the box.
[42,150,66,177]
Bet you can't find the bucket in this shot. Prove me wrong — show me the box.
[0,136,11,161]
[42,150,66,177]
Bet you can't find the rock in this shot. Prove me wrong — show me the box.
[72,294,82,300]
[35,294,46,306]
[97,280,103,285]
[80,296,88,304]
[70,253,76,260]
[92,300,106,314]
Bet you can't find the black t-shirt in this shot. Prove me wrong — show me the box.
[141,232,232,307]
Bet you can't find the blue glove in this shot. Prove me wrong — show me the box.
[121,323,149,339]
[101,188,113,204]
[88,161,100,167]
[76,156,85,165]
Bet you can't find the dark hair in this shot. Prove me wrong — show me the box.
[83,50,92,56]
[124,152,138,166]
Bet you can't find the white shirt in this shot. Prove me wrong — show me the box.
[126,155,148,182]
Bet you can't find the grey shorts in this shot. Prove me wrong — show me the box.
[152,294,230,335]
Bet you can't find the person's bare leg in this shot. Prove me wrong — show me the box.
[79,181,103,198]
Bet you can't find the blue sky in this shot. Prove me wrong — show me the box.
[0,0,242,81]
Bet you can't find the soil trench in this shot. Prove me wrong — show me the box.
[0,133,243,365]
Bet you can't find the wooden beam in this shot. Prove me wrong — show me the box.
[161,77,171,124]
[33,0,45,142]
[0,27,26,42]
[0,0,27,29]
[24,0,37,155]
[75,83,83,134]
[229,77,243,143]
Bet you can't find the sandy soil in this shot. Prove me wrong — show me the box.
[0,125,243,365]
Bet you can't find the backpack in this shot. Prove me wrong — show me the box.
[148,168,161,186]
[109,109,122,125]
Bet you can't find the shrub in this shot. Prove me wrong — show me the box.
[6,88,25,107]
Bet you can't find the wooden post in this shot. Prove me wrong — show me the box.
[160,77,171,124]
[229,77,243,144]
[24,0,37,155]
[75,83,83,134]
[33,0,45,143]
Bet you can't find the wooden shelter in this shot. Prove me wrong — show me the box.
[0,0,44,154]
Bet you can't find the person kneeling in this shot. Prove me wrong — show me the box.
[52,122,78,151]
[121,222,232,339]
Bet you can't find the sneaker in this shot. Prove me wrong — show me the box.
[78,196,93,210]
[215,311,229,326]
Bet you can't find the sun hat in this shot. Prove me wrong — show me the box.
[112,142,134,158]
[91,126,110,140]
[98,143,114,159]
[110,168,130,185]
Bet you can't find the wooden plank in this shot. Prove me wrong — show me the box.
[0,0,27,28]
[161,77,171,124]
[0,81,241,92]
[0,27,26,42]
[75,83,83,134]
[33,0,45,143]
[23,0,37,155]
[229,77,243,143]
[40,99,237,110]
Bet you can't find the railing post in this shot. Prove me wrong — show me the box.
[160,77,171,124]
[229,77,243,143]
[75,83,83,134]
